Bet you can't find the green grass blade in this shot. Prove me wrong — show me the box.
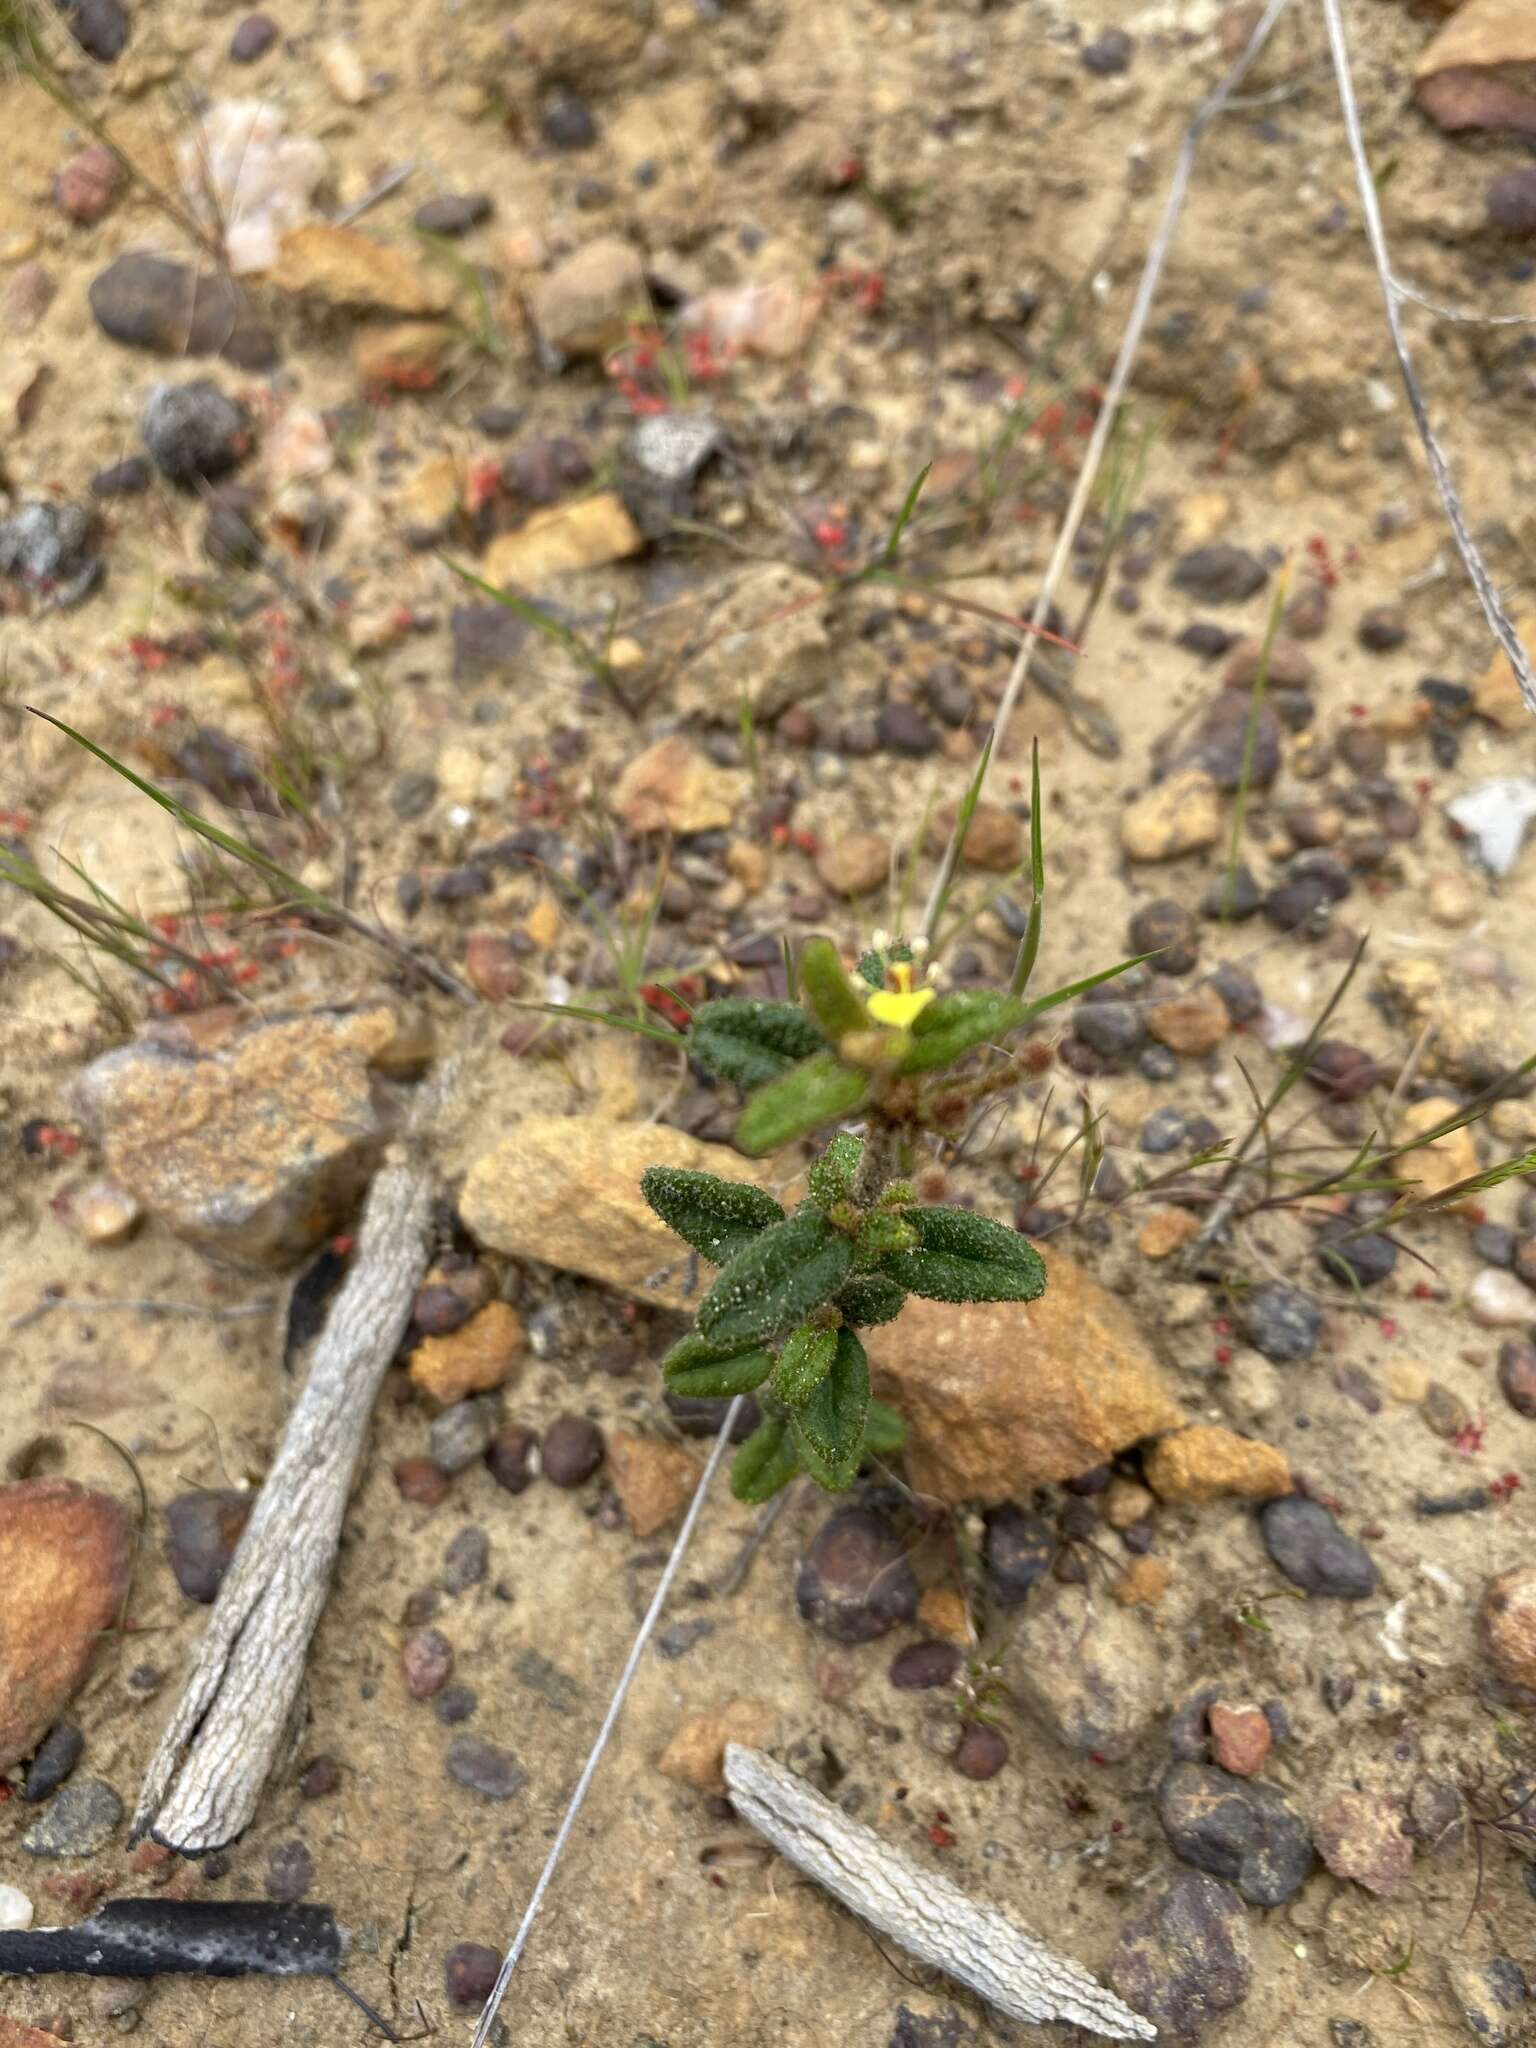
[27,710,321,905]
[1021,949,1154,1021]
[441,558,607,678]
[1008,739,1044,997]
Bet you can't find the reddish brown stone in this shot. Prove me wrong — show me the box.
[0,1478,134,1770]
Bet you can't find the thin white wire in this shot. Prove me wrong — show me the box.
[921,0,1297,942]
[469,1396,744,2048]
[1319,0,1536,717]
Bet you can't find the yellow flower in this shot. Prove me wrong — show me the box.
[867,961,936,1029]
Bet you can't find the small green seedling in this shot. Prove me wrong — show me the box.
[638,930,1104,1503]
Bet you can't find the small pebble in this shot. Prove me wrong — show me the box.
[402,1627,454,1699]
[541,92,598,149]
[22,1724,84,1803]
[1156,1762,1313,1905]
[429,1399,496,1475]
[889,1641,964,1690]
[394,1456,450,1505]
[413,193,493,237]
[445,1942,501,2008]
[229,11,278,60]
[540,1414,604,1487]
[141,380,250,488]
[436,1682,477,1725]
[445,1735,526,1801]
[165,1489,251,1603]
[1260,1497,1375,1599]
[21,1779,122,1857]
[797,1506,918,1643]
[0,1885,33,1932]
[486,1424,538,1493]
[443,1524,489,1591]
[1128,898,1199,975]
[299,1755,342,1799]
[954,1723,1008,1780]
[876,702,940,757]
[1499,1339,1536,1418]
[1239,1283,1322,1364]
[90,456,151,499]
[265,1839,313,1903]
[1471,1268,1536,1329]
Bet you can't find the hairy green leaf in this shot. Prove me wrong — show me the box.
[896,989,1031,1074]
[799,936,872,1035]
[881,1204,1048,1304]
[793,1328,870,1490]
[640,1165,785,1265]
[697,1206,855,1349]
[773,1324,838,1408]
[690,999,826,1091]
[808,1130,864,1206]
[854,1209,919,1261]
[734,1052,870,1156]
[834,1273,908,1328]
[731,1416,801,1503]
[664,1346,774,1399]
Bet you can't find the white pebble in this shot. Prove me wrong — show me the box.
[0,1883,34,1931]
[1469,1266,1536,1328]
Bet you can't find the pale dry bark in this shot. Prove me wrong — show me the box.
[723,1744,1156,2042]
[133,1146,435,1852]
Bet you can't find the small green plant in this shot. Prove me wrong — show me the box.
[637,928,1138,1504]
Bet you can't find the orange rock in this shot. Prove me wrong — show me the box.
[1475,614,1536,731]
[1137,1207,1200,1260]
[1146,980,1229,1057]
[926,800,1024,873]
[1209,1699,1271,1776]
[1482,1562,1536,1688]
[1144,1425,1291,1505]
[608,1431,701,1538]
[917,1582,972,1645]
[409,1301,525,1405]
[815,831,891,896]
[614,734,743,836]
[480,491,644,587]
[656,1698,777,1790]
[1111,1556,1171,1607]
[0,2020,71,2048]
[0,1479,134,1770]
[865,1250,1182,1504]
[1395,1095,1479,1204]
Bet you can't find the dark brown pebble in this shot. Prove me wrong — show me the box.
[229,11,277,59]
[486,1424,538,1492]
[1285,578,1329,638]
[296,1753,339,1802]
[1066,1464,1111,1495]
[796,1506,919,1643]
[1128,898,1199,976]
[1357,605,1405,651]
[1335,726,1386,774]
[1499,1340,1536,1418]
[413,1283,472,1336]
[889,1640,963,1690]
[445,1942,502,2008]
[394,1456,451,1506]
[1488,167,1536,233]
[165,1489,252,1603]
[23,1723,84,1803]
[1306,1040,1379,1101]
[954,1723,1009,1780]
[90,455,151,498]
[540,1413,604,1487]
[413,193,492,237]
[876,702,940,757]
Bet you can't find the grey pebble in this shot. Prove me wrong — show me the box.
[22,1778,123,1857]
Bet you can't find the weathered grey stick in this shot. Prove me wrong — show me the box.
[134,1145,435,1853]
[722,1745,1155,2042]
